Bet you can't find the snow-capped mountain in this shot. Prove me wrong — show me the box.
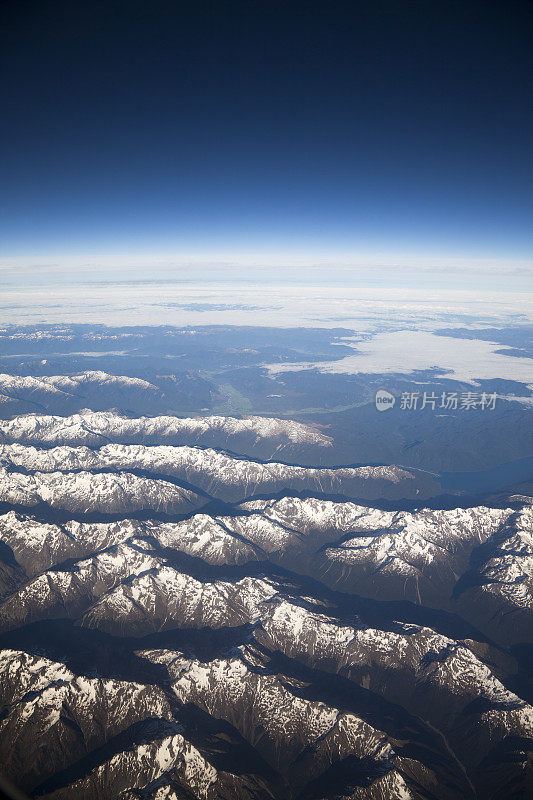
[0,409,531,799]
[0,467,203,514]
[0,441,435,501]
[0,409,332,456]
[0,373,165,418]
[0,649,274,800]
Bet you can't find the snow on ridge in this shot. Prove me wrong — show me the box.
[143,645,400,777]
[0,467,201,513]
[242,497,531,613]
[0,371,159,397]
[39,733,218,800]
[1,499,527,601]
[80,570,280,635]
[0,648,171,726]
[0,651,224,798]
[0,649,75,705]
[0,542,165,632]
[0,441,414,493]
[240,495,513,546]
[259,598,530,712]
[476,504,533,611]
[0,511,146,576]
[0,409,332,448]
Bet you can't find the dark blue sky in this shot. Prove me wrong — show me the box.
[1,0,533,260]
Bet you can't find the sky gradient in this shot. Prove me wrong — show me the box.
[1,0,533,262]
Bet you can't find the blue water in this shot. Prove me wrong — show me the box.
[440,455,533,494]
